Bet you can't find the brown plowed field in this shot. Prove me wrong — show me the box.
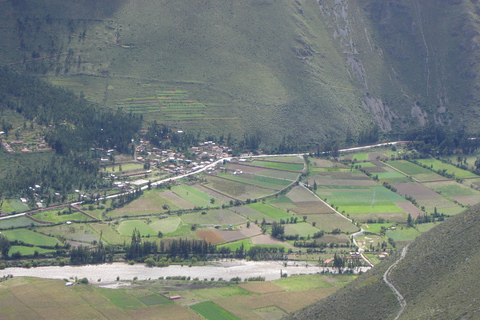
[195,229,226,244]
[238,282,285,294]
[394,201,424,218]
[215,230,246,242]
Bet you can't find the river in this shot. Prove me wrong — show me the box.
[0,260,370,285]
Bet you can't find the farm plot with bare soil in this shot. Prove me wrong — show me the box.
[160,190,196,209]
[215,230,247,243]
[238,282,285,294]
[393,182,464,214]
[394,202,425,218]
[251,234,286,245]
[195,229,226,244]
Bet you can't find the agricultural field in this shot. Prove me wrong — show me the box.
[0,216,50,229]
[171,184,224,207]
[218,173,292,190]
[417,158,478,179]
[424,181,480,206]
[246,203,292,221]
[1,229,62,247]
[386,160,444,182]
[31,208,93,223]
[190,301,240,320]
[249,160,304,172]
[36,223,100,243]
[393,182,465,215]
[105,190,180,219]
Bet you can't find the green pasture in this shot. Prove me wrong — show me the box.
[37,223,100,243]
[370,185,406,202]
[284,222,321,237]
[385,226,421,242]
[1,229,62,247]
[105,190,179,219]
[137,293,172,306]
[181,209,246,226]
[6,200,30,213]
[170,286,250,305]
[230,206,273,223]
[31,210,93,223]
[250,161,304,171]
[172,184,222,207]
[306,214,359,233]
[103,163,144,174]
[417,159,477,179]
[8,245,55,256]
[217,238,253,251]
[247,203,292,220]
[151,217,182,234]
[219,173,291,190]
[95,287,144,311]
[316,187,404,214]
[376,170,407,180]
[362,223,397,235]
[90,223,129,245]
[0,216,48,229]
[190,301,240,320]
[163,224,196,238]
[273,274,357,291]
[263,156,305,163]
[425,181,478,197]
[117,219,158,236]
[387,160,432,175]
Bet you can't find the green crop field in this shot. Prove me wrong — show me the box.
[150,217,182,234]
[417,159,478,179]
[190,301,241,320]
[106,190,179,219]
[387,160,432,175]
[171,185,222,207]
[250,161,304,172]
[284,222,321,237]
[90,223,129,245]
[306,214,359,233]
[0,216,49,229]
[247,203,292,220]
[95,287,144,311]
[117,219,158,237]
[217,239,253,251]
[218,173,292,190]
[37,224,100,243]
[31,210,93,223]
[1,229,61,247]
[8,245,55,256]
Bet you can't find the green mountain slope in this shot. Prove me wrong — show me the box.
[2,0,480,144]
[287,202,480,320]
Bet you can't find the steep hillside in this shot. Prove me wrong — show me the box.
[287,203,480,320]
[1,0,480,145]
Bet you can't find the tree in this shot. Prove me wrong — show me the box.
[0,234,10,258]
[407,214,413,227]
[313,180,317,191]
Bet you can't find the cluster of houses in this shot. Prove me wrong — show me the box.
[0,137,51,154]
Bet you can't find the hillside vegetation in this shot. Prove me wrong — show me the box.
[3,0,480,144]
[287,202,480,320]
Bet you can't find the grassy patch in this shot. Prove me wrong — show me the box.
[247,203,292,220]
[190,301,240,320]
[1,229,61,247]
[8,245,56,256]
[0,216,49,229]
[250,161,304,171]
[95,287,144,311]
